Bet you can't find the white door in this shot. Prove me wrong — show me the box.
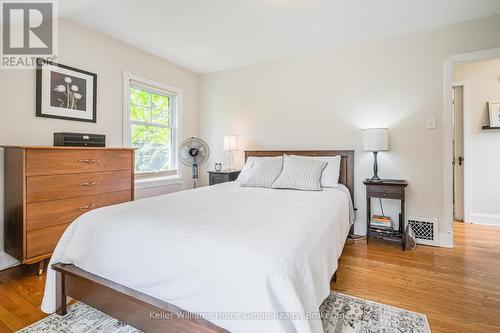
[453,86,464,221]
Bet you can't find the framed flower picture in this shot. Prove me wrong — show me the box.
[36,59,97,122]
[488,101,500,127]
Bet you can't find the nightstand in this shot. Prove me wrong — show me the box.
[208,170,241,185]
[363,179,408,250]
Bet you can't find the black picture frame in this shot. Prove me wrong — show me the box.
[36,58,97,123]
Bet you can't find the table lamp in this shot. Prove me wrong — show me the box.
[224,135,238,170]
[362,128,389,181]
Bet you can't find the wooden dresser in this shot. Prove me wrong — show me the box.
[3,147,134,268]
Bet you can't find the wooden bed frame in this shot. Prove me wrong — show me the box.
[53,150,354,333]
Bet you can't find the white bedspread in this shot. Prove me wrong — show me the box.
[41,182,352,333]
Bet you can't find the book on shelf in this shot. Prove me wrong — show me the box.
[372,221,389,226]
[371,220,391,225]
[372,215,390,222]
[372,218,390,223]
[370,224,393,231]
[370,215,392,230]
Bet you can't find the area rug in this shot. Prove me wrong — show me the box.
[18,292,430,333]
[320,292,430,333]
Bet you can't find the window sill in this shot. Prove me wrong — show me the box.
[135,175,183,189]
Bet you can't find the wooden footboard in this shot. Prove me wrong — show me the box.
[53,263,342,333]
[52,263,229,333]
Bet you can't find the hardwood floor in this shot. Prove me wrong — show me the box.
[333,222,500,333]
[0,265,46,332]
[0,222,499,332]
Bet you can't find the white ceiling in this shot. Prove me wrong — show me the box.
[60,0,500,74]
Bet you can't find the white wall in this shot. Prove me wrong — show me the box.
[0,19,200,266]
[200,15,500,241]
[454,59,500,226]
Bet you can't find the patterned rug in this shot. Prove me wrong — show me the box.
[320,292,430,333]
[18,292,430,333]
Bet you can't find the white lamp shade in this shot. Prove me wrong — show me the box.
[224,135,238,151]
[362,128,389,152]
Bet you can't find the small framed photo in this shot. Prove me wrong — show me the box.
[36,59,97,123]
[488,101,500,127]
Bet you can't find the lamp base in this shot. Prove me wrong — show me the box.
[371,151,382,182]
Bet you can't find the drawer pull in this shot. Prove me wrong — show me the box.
[78,203,98,210]
[78,181,99,187]
[78,159,99,163]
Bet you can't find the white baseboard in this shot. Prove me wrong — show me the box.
[353,221,365,236]
[0,251,20,271]
[463,210,472,224]
[470,213,500,227]
[439,231,454,248]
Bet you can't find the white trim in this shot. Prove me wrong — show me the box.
[0,252,20,271]
[443,47,500,247]
[129,120,172,129]
[438,232,453,248]
[122,71,131,147]
[135,176,184,189]
[122,71,183,182]
[452,81,472,224]
[469,213,500,227]
[130,80,179,97]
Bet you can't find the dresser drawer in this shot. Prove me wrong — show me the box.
[210,174,229,185]
[27,190,131,231]
[26,223,70,259]
[366,185,402,199]
[26,149,132,176]
[27,170,132,203]
[208,171,240,185]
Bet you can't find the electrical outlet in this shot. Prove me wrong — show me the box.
[427,117,436,129]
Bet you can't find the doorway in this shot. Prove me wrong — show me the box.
[443,47,500,247]
[452,85,464,222]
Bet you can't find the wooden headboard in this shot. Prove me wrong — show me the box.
[244,150,355,201]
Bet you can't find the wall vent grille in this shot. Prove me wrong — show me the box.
[407,216,439,246]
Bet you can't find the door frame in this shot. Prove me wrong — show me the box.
[443,47,500,247]
[452,81,471,224]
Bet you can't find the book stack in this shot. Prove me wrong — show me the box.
[371,215,392,229]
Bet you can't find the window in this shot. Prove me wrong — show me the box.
[123,72,182,187]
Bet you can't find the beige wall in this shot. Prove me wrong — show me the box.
[454,59,500,226]
[0,19,200,262]
[200,15,500,241]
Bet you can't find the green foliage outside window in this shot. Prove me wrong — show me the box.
[130,87,172,173]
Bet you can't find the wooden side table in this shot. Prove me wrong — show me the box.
[208,170,241,185]
[363,179,408,250]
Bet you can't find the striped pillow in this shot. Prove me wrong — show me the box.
[240,157,283,188]
[290,155,341,188]
[237,156,282,183]
[272,155,327,191]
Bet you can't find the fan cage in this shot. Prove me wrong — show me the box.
[178,138,210,167]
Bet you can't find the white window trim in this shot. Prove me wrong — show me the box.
[134,174,183,189]
[122,71,183,189]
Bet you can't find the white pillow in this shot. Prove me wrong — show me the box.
[272,155,327,191]
[237,157,254,182]
[290,155,341,188]
[240,157,283,188]
[237,156,282,183]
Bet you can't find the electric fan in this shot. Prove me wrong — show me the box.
[178,137,210,188]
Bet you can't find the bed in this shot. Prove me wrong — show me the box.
[41,150,354,333]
